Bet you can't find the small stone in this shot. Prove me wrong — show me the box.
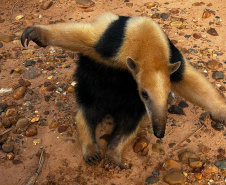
[16,118,29,129]
[7,153,14,160]
[214,160,226,169]
[207,28,218,36]
[126,3,133,7]
[202,10,212,19]
[144,2,156,8]
[145,176,159,184]
[2,142,14,153]
[218,148,225,155]
[199,112,209,121]
[0,42,3,48]
[178,101,188,108]
[152,144,165,155]
[170,21,183,27]
[58,124,68,133]
[84,8,94,12]
[25,126,37,137]
[0,103,7,115]
[2,117,11,128]
[24,60,36,67]
[76,0,95,8]
[15,15,24,20]
[200,145,210,153]
[43,110,50,115]
[33,138,42,145]
[49,121,60,129]
[133,137,149,153]
[12,158,22,165]
[18,79,31,87]
[46,84,57,91]
[5,108,17,117]
[193,33,202,39]
[168,105,185,115]
[151,13,160,19]
[24,68,42,79]
[206,60,222,70]
[31,117,40,123]
[24,93,33,101]
[67,86,74,93]
[161,13,168,20]
[13,87,26,100]
[41,1,53,10]
[152,171,160,176]
[44,95,51,102]
[14,68,22,73]
[170,8,179,14]
[0,33,13,43]
[164,160,182,170]
[212,71,224,80]
[179,151,198,163]
[195,173,202,180]
[168,143,176,148]
[26,15,33,20]
[164,172,185,185]
[189,158,204,168]
[211,121,224,131]
[21,49,34,55]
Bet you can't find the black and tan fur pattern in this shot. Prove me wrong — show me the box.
[21,13,226,168]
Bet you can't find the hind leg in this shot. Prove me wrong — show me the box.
[76,109,101,165]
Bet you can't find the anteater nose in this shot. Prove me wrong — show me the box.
[154,131,165,138]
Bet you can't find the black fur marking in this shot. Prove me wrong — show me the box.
[74,54,146,142]
[95,16,130,58]
[168,39,185,82]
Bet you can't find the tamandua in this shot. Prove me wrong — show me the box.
[21,13,226,168]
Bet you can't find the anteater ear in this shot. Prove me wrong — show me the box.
[126,57,137,73]
[169,61,181,74]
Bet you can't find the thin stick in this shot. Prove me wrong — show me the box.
[0,127,12,137]
[10,1,19,22]
[25,149,46,185]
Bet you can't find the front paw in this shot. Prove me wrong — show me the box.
[82,144,101,166]
[104,150,123,170]
[211,111,226,126]
[21,26,48,47]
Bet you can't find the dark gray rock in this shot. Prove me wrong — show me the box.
[146,176,159,184]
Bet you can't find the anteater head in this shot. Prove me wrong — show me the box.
[126,57,181,138]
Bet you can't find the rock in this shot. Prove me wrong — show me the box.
[193,33,202,39]
[14,68,22,73]
[164,172,185,185]
[26,15,33,20]
[151,13,160,19]
[21,49,34,55]
[126,3,133,7]
[214,160,226,169]
[41,1,53,10]
[67,86,74,93]
[161,13,168,20]
[168,105,185,115]
[49,121,60,129]
[58,124,68,133]
[179,151,198,163]
[164,159,182,170]
[25,126,37,137]
[5,108,17,117]
[24,68,42,79]
[189,158,204,168]
[24,60,36,67]
[0,103,7,115]
[152,144,165,155]
[2,117,11,128]
[202,10,212,19]
[195,173,202,180]
[170,8,179,14]
[170,21,183,27]
[16,118,29,129]
[23,93,33,101]
[133,137,149,153]
[207,28,218,36]
[7,153,14,160]
[12,158,22,165]
[145,176,159,184]
[206,60,222,70]
[218,148,225,155]
[0,41,3,48]
[144,2,156,8]
[31,117,40,123]
[212,71,224,80]
[18,79,31,87]
[152,171,160,176]
[13,87,26,100]
[2,142,14,153]
[211,121,224,131]
[0,33,13,42]
[178,101,188,108]
[46,84,57,91]
[76,0,95,8]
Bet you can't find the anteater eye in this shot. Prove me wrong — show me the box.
[141,90,149,100]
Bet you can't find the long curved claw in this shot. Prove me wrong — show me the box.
[84,152,101,166]
[21,27,33,47]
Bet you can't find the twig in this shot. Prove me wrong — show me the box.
[10,1,19,22]
[25,149,46,185]
[0,127,12,137]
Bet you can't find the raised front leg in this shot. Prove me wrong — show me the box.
[76,110,101,165]
[171,62,226,125]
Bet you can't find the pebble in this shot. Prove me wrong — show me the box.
[2,142,14,153]
[33,138,42,145]
[76,0,95,8]
[179,151,198,163]
[178,101,188,108]
[0,103,7,115]
[13,87,26,100]
[164,159,182,170]
[145,176,159,184]
[202,10,212,19]
[26,15,33,20]
[133,137,149,153]
[49,121,60,129]
[25,126,37,137]
[58,124,68,133]
[207,28,218,36]
[168,105,185,115]
[152,144,165,155]
[170,8,179,14]
[161,13,168,20]
[218,148,225,155]
[189,158,203,168]
[24,68,42,79]
[152,171,160,176]
[41,1,53,10]
[151,13,160,19]
[16,118,29,129]
[31,117,40,123]
[67,86,74,93]
[12,158,22,165]
[15,15,24,20]
[126,3,133,7]
[164,172,185,185]
[14,68,22,73]
[18,79,31,87]
[0,41,3,48]
[144,2,156,8]
[212,71,224,80]
[0,33,13,42]
[47,84,57,91]
[193,33,202,39]
[21,49,34,55]
[170,21,183,27]
[206,60,222,70]
[7,153,14,160]
[23,93,33,101]
[214,160,226,169]
[211,121,224,131]
[5,108,17,117]
[195,173,202,180]
[24,60,36,67]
